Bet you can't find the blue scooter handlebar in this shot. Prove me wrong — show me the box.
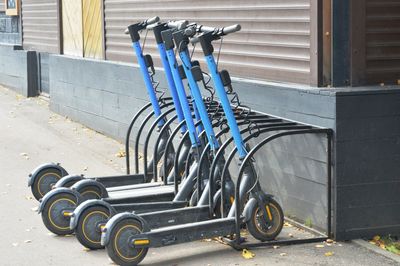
[124,16,160,34]
[146,16,160,25]
[167,20,189,30]
[189,24,241,44]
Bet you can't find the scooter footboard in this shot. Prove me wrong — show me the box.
[93,174,145,187]
[111,201,187,214]
[135,218,236,248]
[140,206,210,229]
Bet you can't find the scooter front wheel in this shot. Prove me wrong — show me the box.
[246,198,284,241]
[31,168,63,201]
[106,218,148,266]
[76,205,110,250]
[41,192,77,235]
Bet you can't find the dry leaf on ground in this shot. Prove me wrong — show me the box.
[242,249,255,259]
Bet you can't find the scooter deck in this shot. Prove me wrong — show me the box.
[111,201,189,216]
[107,181,164,192]
[92,174,145,187]
[105,185,175,204]
[140,205,210,228]
[136,217,236,248]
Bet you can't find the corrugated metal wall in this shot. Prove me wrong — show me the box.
[104,0,312,84]
[365,0,400,84]
[21,0,59,53]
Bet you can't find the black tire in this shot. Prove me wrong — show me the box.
[76,205,111,250]
[41,192,77,235]
[77,186,102,201]
[246,198,284,241]
[106,218,148,266]
[189,189,198,207]
[31,168,63,201]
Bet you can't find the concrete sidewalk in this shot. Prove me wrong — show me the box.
[0,85,397,266]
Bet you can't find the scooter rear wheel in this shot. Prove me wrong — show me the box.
[78,186,102,201]
[76,205,110,250]
[106,218,148,266]
[41,192,77,235]
[246,198,284,241]
[31,168,63,201]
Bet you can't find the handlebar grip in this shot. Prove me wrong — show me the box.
[198,25,216,33]
[167,20,189,30]
[146,22,160,30]
[222,24,241,34]
[146,16,160,25]
[190,36,200,45]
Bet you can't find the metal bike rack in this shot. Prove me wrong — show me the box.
[226,125,333,249]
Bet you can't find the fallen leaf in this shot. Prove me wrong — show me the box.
[31,206,38,212]
[242,249,255,259]
[24,240,32,243]
[273,245,279,249]
[326,239,334,244]
[25,196,33,200]
[324,251,334,257]
[279,253,287,256]
[288,233,294,238]
[373,235,380,242]
[20,153,28,157]
[115,150,126,158]
[83,167,88,171]
[283,222,292,227]
[315,244,325,248]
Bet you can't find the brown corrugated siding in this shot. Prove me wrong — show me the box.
[104,0,312,84]
[21,0,59,53]
[365,0,400,84]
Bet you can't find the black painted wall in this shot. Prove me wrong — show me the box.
[334,88,400,240]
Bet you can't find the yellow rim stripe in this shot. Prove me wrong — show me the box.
[82,210,109,244]
[114,224,144,261]
[48,198,76,230]
[37,172,62,197]
[266,205,273,221]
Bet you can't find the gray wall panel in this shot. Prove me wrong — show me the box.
[0,44,37,96]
